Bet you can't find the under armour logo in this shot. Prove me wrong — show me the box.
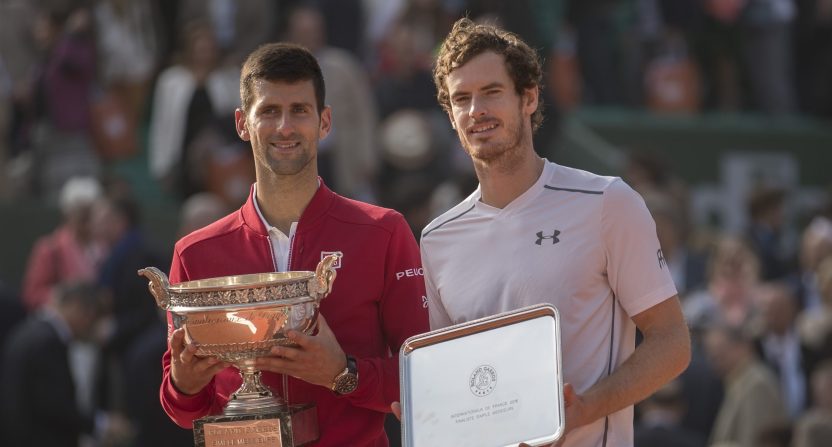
[535,230,561,245]
[657,249,667,269]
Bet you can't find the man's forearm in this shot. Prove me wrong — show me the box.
[576,298,691,428]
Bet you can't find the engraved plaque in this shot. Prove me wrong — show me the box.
[399,304,564,447]
[203,419,282,446]
[193,404,319,447]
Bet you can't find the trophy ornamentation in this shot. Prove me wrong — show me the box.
[138,253,341,447]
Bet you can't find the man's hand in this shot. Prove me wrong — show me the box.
[255,315,347,389]
[520,382,579,447]
[523,297,690,446]
[169,328,229,395]
[391,402,402,420]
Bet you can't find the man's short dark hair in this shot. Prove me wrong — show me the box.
[433,18,544,131]
[240,43,325,114]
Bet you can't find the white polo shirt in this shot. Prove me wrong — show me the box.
[420,160,677,447]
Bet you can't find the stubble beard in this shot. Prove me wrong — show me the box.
[460,111,530,175]
[255,140,317,179]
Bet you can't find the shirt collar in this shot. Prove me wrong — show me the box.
[252,183,279,232]
[242,178,335,236]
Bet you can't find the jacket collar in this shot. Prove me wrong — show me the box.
[240,179,336,236]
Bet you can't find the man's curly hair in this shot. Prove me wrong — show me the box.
[433,18,544,131]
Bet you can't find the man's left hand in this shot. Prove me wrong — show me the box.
[255,315,347,389]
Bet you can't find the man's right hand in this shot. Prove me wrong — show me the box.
[169,328,229,395]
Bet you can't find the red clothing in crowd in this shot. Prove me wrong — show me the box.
[161,182,428,446]
[22,225,104,311]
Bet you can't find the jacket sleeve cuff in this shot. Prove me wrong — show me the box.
[337,356,394,413]
[163,377,211,412]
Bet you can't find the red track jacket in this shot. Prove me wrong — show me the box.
[160,182,428,446]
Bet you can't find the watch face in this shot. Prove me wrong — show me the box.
[335,373,358,394]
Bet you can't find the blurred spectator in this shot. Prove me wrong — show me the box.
[121,310,193,447]
[178,0,276,66]
[794,0,832,117]
[147,20,239,200]
[642,190,707,296]
[177,191,230,238]
[751,281,808,418]
[0,281,122,447]
[374,20,441,119]
[641,0,706,114]
[27,5,100,199]
[634,379,707,447]
[21,176,105,311]
[694,0,745,112]
[285,3,379,201]
[395,0,455,59]
[738,0,798,114]
[93,0,159,122]
[704,322,789,447]
[696,0,797,114]
[87,0,158,164]
[375,109,457,233]
[0,0,38,104]
[0,0,41,161]
[676,335,725,440]
[792,216,832,310]
[746,186,792,280]
[565,0,642,106]
[0,279,25,363]
[684,236,761,329]
[755,423,793,447]
[190,121,255,207]
[317,0,366,57]
[642,28,702,114]
[278,0,367,58]
[792,360,832,447]
[798,256,832,383]
[371,3,458,223]
[0,279,25,440]
[91,190,165,413]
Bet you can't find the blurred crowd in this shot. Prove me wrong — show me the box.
[624,153,832,447]
[0,0,831,446]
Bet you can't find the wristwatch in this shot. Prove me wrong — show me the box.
[331,355,359,395]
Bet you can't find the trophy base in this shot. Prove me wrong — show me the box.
[193,403,319,447]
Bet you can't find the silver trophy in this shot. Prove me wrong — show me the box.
[138,253,340,447]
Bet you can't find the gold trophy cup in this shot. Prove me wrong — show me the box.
[138,253,341,447]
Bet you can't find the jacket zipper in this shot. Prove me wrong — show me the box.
[286,230,297,271]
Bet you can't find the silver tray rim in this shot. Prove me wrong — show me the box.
[399,303,565,447]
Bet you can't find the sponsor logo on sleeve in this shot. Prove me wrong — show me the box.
[657,248,667,269]
[395,267,424,280]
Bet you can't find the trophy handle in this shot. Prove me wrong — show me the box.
[138,267,172,309]
[311,253,341,302]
